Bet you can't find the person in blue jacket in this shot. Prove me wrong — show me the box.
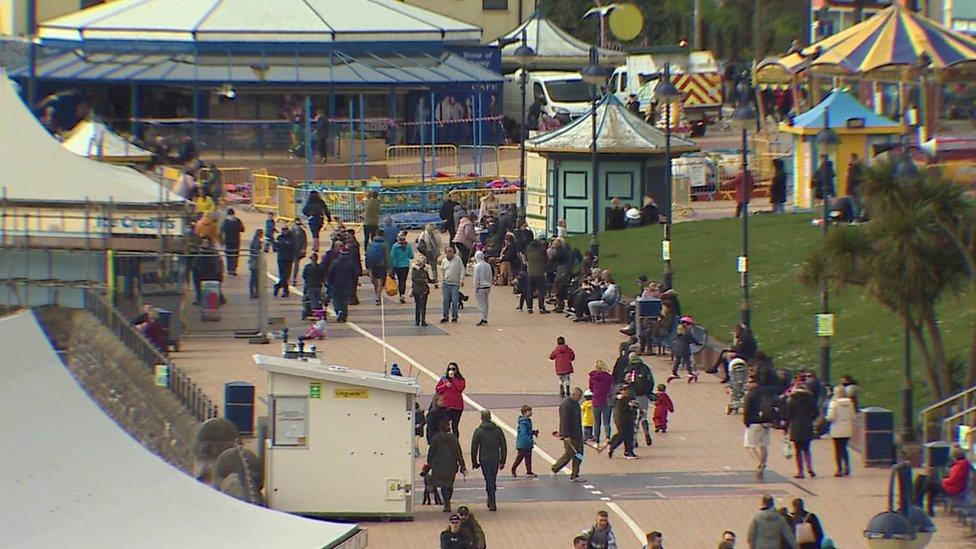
[390,233,415,304]
[510,404,538,477]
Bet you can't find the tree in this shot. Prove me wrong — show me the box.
[798,162,971,400]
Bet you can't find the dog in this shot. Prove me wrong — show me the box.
[420,464,442,506]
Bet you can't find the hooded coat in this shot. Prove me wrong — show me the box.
[427,431,465,488]
[786,387,818,442]
[549,344,576,375]
[623,357,654,398]
[748,508,797,549]
[588,370,614,408]
[470,420,507,467]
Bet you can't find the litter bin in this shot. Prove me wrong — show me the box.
[224,381,255,435]
[860,406,895,466]
[923,441,952,468]
[636,297,662,318]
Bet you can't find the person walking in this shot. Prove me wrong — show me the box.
[302,252,325,312]
[302,190,332,252]
[511,404,537,477]
[364,231,390,306]
[581,510,617,549]
[390,233,414,304]
[606,385,637,459]
[826,384,855,476]
[743,379,772,478]
[470,410,507,511]
[524,234,549,314]
[427,420,466,513]
[786,381,818,479]
[362,190,380,247]
[453,213,477,266]
[426,395,448,446]
[668,316,701,382]
[549,336,576,397]
[472,250,492,326]
[325,246,356,322]
[439,246,465,322]
[439,192,459,242]
[247,229,263,299]
[770,158,787,214]
[652,384,675,433]
[436,363,466,438]
[747,495,797,549]
[411,255,431,326]
[417,223,442,286]
[623,353,655,447]
[220,208,245,275]
[588,360,614,445]
[456,507,486,549]
[790,499,824,549]
[551,387,584,480]
[272,226,294,297]
[289,220,308,285]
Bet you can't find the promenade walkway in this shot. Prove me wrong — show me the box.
[171,210,972,548]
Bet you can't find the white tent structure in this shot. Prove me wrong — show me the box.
[494,12,624,70]
[61,120,153,163]
[0,70,180,206]
[0,311,367,549]
[38,0,482,46]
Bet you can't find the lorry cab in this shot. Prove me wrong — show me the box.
[503,70,593,125]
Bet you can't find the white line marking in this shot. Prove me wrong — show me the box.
[583,484,595,489]
[267,272,646,545]
[654,491,667,499]
[591,490,602,495]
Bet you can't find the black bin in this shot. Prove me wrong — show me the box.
[224,381,255,435]
[637,297,662,318]
[923,441,952,468]
[155,308,171,350]
[860,406,894,466]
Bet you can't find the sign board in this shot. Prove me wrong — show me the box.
[309,382,322,399]
[661,240,671,261]
[3,206,185,238]
[816,313,835,337]
[688,163,707,188]
[272,396,308,446]
[737,256,748,273]
[154,364,169,387]
[335,387,369,399]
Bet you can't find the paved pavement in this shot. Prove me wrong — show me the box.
[170,209,973,548]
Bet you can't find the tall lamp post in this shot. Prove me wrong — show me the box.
[815,110,839,386]
[581,47,611,256]
[654,63,680,290]
[514,30,536,222]
[896,147,919,443]
[731,101,758,328]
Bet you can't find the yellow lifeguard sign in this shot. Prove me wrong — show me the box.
[608,3,643,42]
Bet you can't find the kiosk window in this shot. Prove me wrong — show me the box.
[272,396,308,447]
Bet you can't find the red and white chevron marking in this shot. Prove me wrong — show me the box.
[673,72,722,107]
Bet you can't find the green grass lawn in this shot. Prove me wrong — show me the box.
[570,214,975,420]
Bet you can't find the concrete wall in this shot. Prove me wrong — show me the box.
[35,307,199,473]
[403,0,536,44]
[0,0,107,37]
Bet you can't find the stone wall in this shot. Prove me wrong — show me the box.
[35,307,198,473]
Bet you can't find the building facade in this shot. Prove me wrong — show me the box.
[0,0,105,37]
[404,0,537,43]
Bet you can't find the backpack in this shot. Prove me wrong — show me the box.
[365,241,386,267]
[759,388,783,426]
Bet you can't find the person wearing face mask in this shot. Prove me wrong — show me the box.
[436,363,467,438]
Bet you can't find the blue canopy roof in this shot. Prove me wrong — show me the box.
[792,89,899,129]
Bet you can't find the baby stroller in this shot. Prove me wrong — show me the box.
[725,357,749,414]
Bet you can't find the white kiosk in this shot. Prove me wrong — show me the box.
[254,355,420,520]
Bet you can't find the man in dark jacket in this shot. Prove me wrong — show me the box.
[192,238,223,305]
[551,387,584,480]
[524,236,549,314]
[290,220,308,285]
[325,246,357,322]
[219,208,245,275]
[426,395,448,446]
[273,226,295,297]
[440,514,471,549]
[470,410,507,511]
[302,252,325,311]
[439,193,458,241]
[607,385,637,458]
[623,353,655,447]
[428,421,467,513]
[743,380,771,478]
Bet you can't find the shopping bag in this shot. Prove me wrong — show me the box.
[782,436,793,459]
[385,275,398,296]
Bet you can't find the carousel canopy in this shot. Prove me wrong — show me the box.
[783,88,902,135]
[38,0,482,51]
[492,12,623,70]
[527,94,697,155]
[61,120,153,163]
[754,52,808,85]
[804,4,976,74]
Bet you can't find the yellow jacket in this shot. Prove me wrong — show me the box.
[581,399,594,427]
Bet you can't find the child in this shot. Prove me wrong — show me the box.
[264,212,277,252]
[556,218,568,239]
[511,405,538,477]
[549,336,576,398]
[303,317,327,340]
[653,384,675,433]
[514,271,528,310]
[668,316,702,383]
[581,390,595,442]
[413,401,426,457]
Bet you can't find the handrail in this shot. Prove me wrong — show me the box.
[83,288,219,423]
[943,404,976,424]
[920,384,976,442]
[942,404,976,445]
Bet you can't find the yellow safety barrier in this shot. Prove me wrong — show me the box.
[276,185,298,221]
[252,173,281,213]
[386,145,459,178]
[927,161,976,186]
[498,146,520,178]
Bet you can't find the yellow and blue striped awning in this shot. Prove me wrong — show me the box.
[805,4,976,74]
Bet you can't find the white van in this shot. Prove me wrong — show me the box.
[502,70,593,126]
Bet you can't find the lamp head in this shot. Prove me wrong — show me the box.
[581,63,611,86]
[816,126,840,154]
[654,78,680,103]
[513,44,536,67]
[731,103,758,131]
[863,510,915,549]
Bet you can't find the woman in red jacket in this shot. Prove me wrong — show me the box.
[436,362,466,437]
[914,447,972,515]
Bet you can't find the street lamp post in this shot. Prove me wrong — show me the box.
[896,147,920,443]
[582,47,611,256]
[732,102,758,328]
[514,30,536,222]
[654,64,680,290]
[815,109,839,387]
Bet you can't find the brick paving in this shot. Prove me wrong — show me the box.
[168,209,973,548]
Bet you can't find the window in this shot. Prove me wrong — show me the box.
[563,171,588,199]
[483,0,508,9]
[605,171,634,201]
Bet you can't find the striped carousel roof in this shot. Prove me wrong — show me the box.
[805,4,976,74]
[754,52,808,84]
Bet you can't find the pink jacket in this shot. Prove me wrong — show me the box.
[453,217,476,249]
[435,376,466,411]
[588,370,614,408]
[549,344,575,376]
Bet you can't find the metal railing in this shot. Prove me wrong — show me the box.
[920,384,976,442]
[83,288,219,423]
[942,405,976,446]
[386,145,459,179]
